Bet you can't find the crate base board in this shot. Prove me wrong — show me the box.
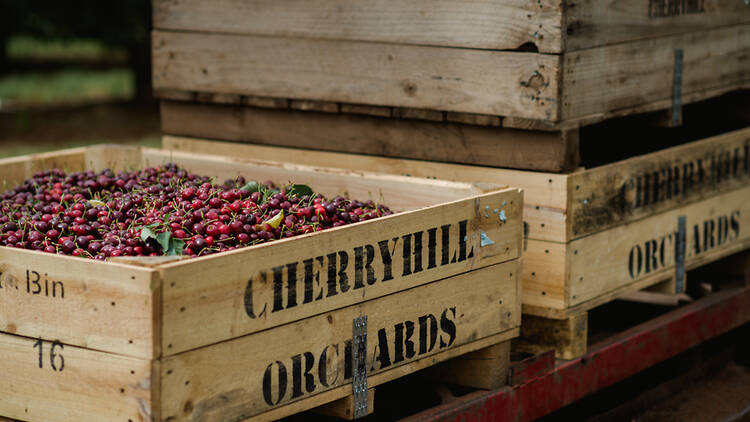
[243,329,519,422]
[429,341,511,390]
[159,100,581,173]
[514,313,588,361]
[312,388,376,420]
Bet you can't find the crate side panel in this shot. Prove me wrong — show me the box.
[521,239,567,311]
[160,260,520,421]
[160,189,522,354]
[568,0,750,51]
[159,101,578,173]
[153,0,564,53]
[563,24,750,121]
[569,184,750,307]
[569,127,750,239]
[152,31,560,120]
[0,250,156,358]
[0,332,154,422]
[162,135,570,243]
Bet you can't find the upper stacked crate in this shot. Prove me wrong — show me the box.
[152,0,750,172]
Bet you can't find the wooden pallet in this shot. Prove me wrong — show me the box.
[156,88,749,173]
[0,145,522,422]
[163,123,750,340]
[151,0,750,129]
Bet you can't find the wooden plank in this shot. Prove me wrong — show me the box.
[568,183,750,308]
[445,112,502,127]
[392,108,444,122]
[139,147,492,213]
[0,148,87,188]
[567,0,750,51]
[514,312,588,360]
[152,31,560,120]
[159,260,521,422]
[313,389,375,420]
[339,104,392,118]
[568,127,750,239]
[432,341,511,390]
[159,101,579,173]
[152,0,564,53]
[290,100,339,114]
[562,24,750,122]
[162,135,570,242]
[0,331,156,422]
[522,239,568,311]
[158,187,522,354]
[0,249,158,359]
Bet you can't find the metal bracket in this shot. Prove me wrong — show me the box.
[671,48,684,127]
[352,316,368,418]
[675,215,686,293]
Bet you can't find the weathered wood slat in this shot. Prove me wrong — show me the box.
[562,25,750,121]
[0,332,157,422]
[159,101,580,173]
[152,0,750,53]
[153,0,562,52]
[152,30,560,120]
[159,261,520,421]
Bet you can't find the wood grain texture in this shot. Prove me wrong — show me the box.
[159,261,520,421]
[568,127,750,239]
[162,135,569,243]
[159,99,579,171]
[562,24,750,121]
[0,249,158,359]
[312,388,375,420]
[567,0,750,51]
[158,188,522,354]
[152,31,560,120]
[153,0,563,53]
[0,332,155,422]
[432,340,511,389]
[568,184,750,308]
[514,312,587,360]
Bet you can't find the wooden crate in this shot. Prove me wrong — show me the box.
[152,0,750,132]
[164,124,750,357]
[0,145,522,421]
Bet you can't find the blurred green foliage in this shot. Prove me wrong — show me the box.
[0,68,133,104]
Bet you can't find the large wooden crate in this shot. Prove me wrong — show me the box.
[164,125,750,357]
[0,145,522,421]
[152,0,750,133]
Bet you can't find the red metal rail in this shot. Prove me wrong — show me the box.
[402,284,750,422]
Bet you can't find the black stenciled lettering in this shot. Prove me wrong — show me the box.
[717,215,729,246]
[244,273,267,319]
[418,314,438,355]
[413,231,424,274]
[302,257,325,304]
[0,271,3,289]
[291,352,316,399]
[319,344,340,388]
[371,328,391,371]
[401,233,413,276]
[378,238,399,282]
[644,239,658,273]
[458,220,474,262]
[272,265,285,312]
[27,270,41,294]
[285,263,298,309]
[353,245,377,289]
[683,161,695,194]
[33,339,64,372]
[692,223,702,256]
[440,224,451,265]
[393,321,416,364]
[325,253,338,298]
[439,307,457,348]
[629,244,643,279]
[263,361,287,406]
[730,210,741,241]
[337,251,350,293]
[704,219,716,252]
[427,228,438,269]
